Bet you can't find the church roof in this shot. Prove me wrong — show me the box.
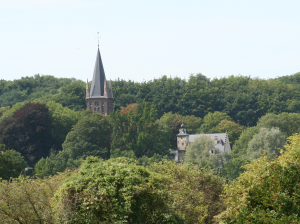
[90,47,106,97]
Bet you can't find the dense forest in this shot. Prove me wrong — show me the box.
[1,72,300,223]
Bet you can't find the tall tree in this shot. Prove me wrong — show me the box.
[216,134,300,223]
[110,102,170,158]
[247,127,286,159]
[62,112,111,160]
[184,135,223,169]
[0,102,53,166]
[199,111,233,133]
[0,145,28,180]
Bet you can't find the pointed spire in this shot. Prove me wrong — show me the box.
[86,79,90,99]
[90,48,106,97]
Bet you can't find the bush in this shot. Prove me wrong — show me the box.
[0,147,28,180]
[0,173,70,223]
[53,156,179,223]
[149,161,225,224]
[215,134,300,223]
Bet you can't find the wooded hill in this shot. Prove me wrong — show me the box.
[1,72,300,223]
[1,72,300,126]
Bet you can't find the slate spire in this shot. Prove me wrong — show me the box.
[90,47,106,97]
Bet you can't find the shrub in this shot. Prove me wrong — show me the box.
[53,156,179,223]
[215,134,300,223]
[0,172,69,223]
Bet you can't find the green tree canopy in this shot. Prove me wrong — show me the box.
[53,156,182,223]
[257,112,300,137]
[210,119,244,146]
[247,127,286,160]
[62,112,111,160]
[46,101,83,150]
[184,135,223,169]
[0,146,28,180]
[232,126,259,156]
[199,111,233,133]
[216,134,300,223]
[110,102,170,158]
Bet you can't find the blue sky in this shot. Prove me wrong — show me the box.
[1,0,300,82]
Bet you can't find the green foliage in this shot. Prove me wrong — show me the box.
[216,134,300,223]
[257,112,300,137]
[53,81,86,110]
[210,119,244,146]
[0,146,28,180]
[221,157,248,181]
[62,112,111,160]
[53,156,176,223]
[0,172,70,224]
[2,73,300,128]
[137,153,171,167]
[185,135,223,169]
[34,157,57,178]
[199,111,232,133]
[247,127,286,159]
[0,75,73,105]
[149,161,225,223]
[0,102,25,123]
[0,89,27,107]
[46,101,83,150]
[110,102,170,158]
[232,126,259,156]
[34,151,81,178]
[158,112,202,149]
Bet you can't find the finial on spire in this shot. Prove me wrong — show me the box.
[96,32,100,47]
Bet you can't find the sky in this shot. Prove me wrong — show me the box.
[1,0,300,83]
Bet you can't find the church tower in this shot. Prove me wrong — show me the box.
[86,47,114,115]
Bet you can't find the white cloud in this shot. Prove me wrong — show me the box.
[0,0,84,8]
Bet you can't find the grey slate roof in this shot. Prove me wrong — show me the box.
[90,48,106,97]
[189,133,230,153]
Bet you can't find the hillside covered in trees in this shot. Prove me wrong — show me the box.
[1,72,300,126]
[1,72,300,223]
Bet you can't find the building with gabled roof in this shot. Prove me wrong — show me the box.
[86,47,113,115]
[170,123,231,162]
